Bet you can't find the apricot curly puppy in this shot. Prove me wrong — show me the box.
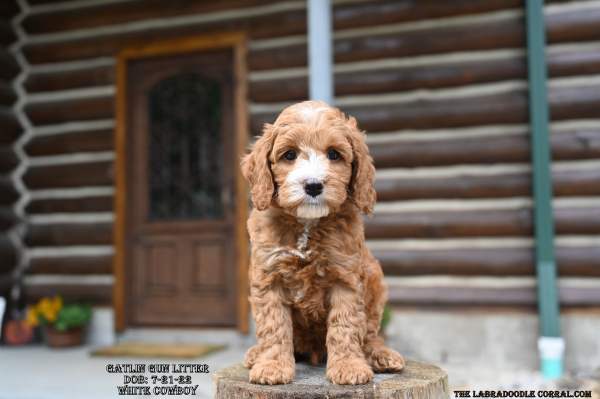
[241,101,405,385]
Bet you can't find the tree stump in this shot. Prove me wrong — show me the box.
[212,359,449,399]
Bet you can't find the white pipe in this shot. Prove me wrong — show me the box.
[308,0,333,105]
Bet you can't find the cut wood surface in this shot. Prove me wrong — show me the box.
[0,18,17,46]
[0,47,19,80]
[375,246,600,277]
[0,106,23,144]
[213,360,449,399]
[26,195,113,214]
[0,0,19,20]
[0,177,19,205]
[0,236,16,273]
[25,283,112,305]
[24,222,113,247]
[0,207,16,231]
[24,128,113,156]
[0,79,17,106]
[374,170,600,201]
[0,146,18,173]
[369,130,600,169]
[23,160,113,189]
[364,208,600,238]
[27,255,113,275]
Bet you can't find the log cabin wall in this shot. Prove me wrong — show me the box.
[0,0,22,299]
[8,0,600,311]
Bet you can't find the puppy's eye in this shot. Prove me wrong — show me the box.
[284,150,297,161]
[327,150,340,160]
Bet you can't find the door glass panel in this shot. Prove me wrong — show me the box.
[148,73,223,221]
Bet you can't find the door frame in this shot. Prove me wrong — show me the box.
[113,32,250,333]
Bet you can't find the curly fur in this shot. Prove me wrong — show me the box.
[241,101,404,385]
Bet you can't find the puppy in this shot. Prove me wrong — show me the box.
[241,101,405,385]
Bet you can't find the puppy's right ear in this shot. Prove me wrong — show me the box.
[241,124,277,211]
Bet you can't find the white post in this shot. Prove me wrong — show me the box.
[308,0,333,105]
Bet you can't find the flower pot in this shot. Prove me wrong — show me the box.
[45,325,85,348]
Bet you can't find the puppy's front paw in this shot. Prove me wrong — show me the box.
[249,359,295,385]
[327,358,374,385]
[366,346,405,372]
[243,345,261,368]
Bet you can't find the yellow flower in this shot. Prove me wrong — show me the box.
[36,297,59,324]
[51,296,63,313]
[25,305,39,327]
[43,307,57,323]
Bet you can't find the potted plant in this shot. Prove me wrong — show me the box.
[25,296,92,348]
[379,302,393,342]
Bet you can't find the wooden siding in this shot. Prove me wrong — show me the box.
[11,0,600,309]
[0,0,20,298]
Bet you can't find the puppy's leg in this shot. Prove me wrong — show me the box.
[363,279,405,373]
[326,284,374,385]
[248,286,295,385]
[243,345,261,368]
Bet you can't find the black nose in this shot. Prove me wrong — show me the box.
[304,179,323,197]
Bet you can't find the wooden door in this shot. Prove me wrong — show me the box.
[125,49,238,327]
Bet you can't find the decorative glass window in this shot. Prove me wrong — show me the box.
[148,73,223,220]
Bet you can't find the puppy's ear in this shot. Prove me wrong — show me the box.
[241,124,277,211]
[346,116,377,216]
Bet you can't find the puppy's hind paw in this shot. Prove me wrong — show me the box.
[249,359,295,385]
[366,346,405,373]
[243,345,261,368]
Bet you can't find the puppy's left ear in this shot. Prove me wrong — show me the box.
[346,116,377,216]
[240,124,277,211]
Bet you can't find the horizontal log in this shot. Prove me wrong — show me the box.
[374,169,600,201]
[369,130,600,169]
[0,78,17,106]
[249,8,600,71]
[23,161,113,189]
[0,0,19,20]
[31,40,600,100]
[23,1,600,66]
[24,64,114,94]
[0,176,19,205]
[25,284,112,306]
[252,85,600,135]
[375,246,600,277]
[24,128,113,157]
[0,47,19,80]
[23,0,281,35]
[387,284,600,307]
[24,222,113,247]
[251,48,600,103]
[26,195,113,214]
[0,106,23,144]
[27,255,113,275]
[0,145,18,173]
[23,0,523,35]
[365,208,600,239]
[0,207,16,231]
[0,235,17,273]
[24,96,113,126]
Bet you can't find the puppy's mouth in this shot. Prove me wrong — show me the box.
[297,180,329,218]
